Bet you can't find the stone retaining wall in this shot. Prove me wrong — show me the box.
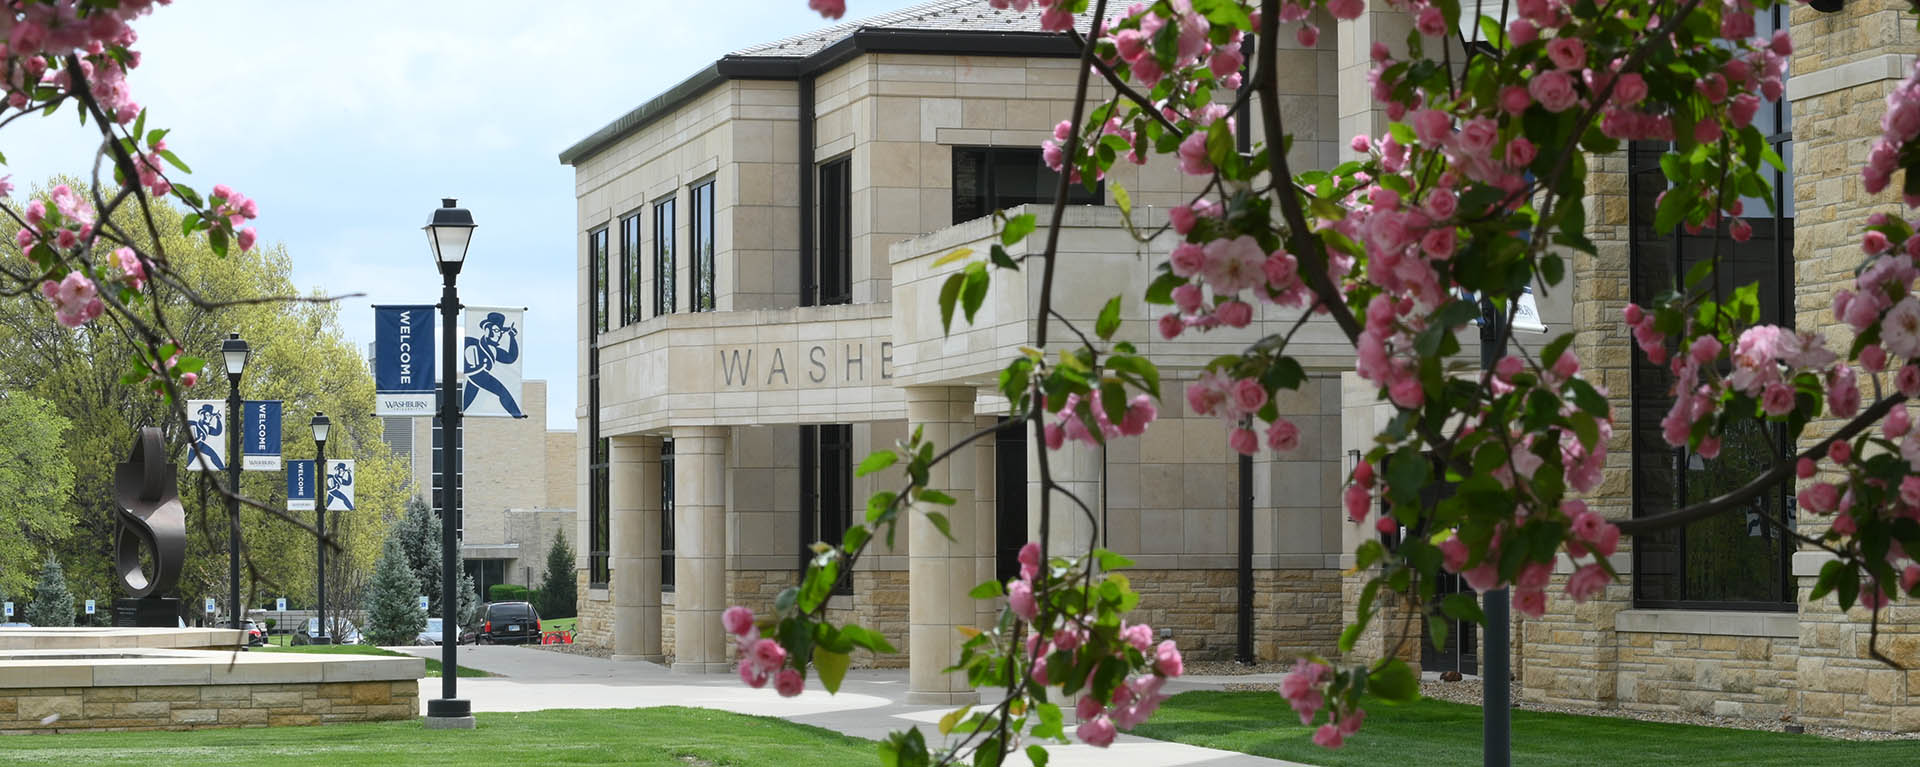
[1131,568,1343,662]
[0,680,416,734]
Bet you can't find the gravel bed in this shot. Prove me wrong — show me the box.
[1219,677,1920,742]
[1183,660,1296,676]
[522,642,614,659]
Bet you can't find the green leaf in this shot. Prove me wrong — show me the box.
[1653,182,1692,235]
[969,580,1006,599]
[938,704,973,735]
[179,212,200,237]
[919,489,958,506]
[925,511,955,542]
[1026,745,1051,767]
[842,624,897,653]
[1002,213,1037,246]
[868,491,899,523]
[842,524,871,553]
[1095,295,1123,340]
[990,244,1019,270]
[1093,549,1135,571]
[814,647,852,693]
[880,728,930,767]
[857,450,899,477]
[961,262,990,324]
[933,248,974,267]
[207,226,229,258]
[938,273,965,334]
[1440,592,1485,623]
[158,149,191,174]
[1369,658,1421,703]
[1111,181,1132,216]
[1144,271,1184,305]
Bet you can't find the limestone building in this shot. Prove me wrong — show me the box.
[378,379,578,598]
[561,0,1920,729]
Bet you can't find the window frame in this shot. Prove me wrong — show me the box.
[690,180,716,312]
[661,438,676,592]
[653,196,677,317]
[809,157,853,306]
[589,226,610,335]
[588,347,609,589]
[950,145,1103,226]
[620,211,643,326]
[799,424,853,595]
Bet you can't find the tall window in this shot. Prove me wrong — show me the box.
[590,227,609,335]
[588,353,609,588]
[620,212,643,325]
[653,197,677,316]
[952,146,1102,225]
[995,421,1027,583]
[810,158,852,306]
[691,180,716,311]
[661,439,675,592]
[1629,7,1793,609]
[800,425,852,592]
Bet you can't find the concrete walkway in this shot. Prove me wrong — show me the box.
[393,645,1312,767]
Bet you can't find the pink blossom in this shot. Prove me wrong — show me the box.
[1216,300,1253,328]
[1899,365,1920,398]
[1296,23,1319,48]
[1411,108,1452,147]
[1889,407,1912,439]
[1614,72,1648,105]
[774,668,805,697]
[1761,382,1794,416]
[1029,654,1049,685]
[1281,661,1328,724]
[1546,38,1585,70]
[1344,484,1371,522]
[1121,622,1154,652]
[1076,694,1103,721]
[1830,441,1853,465]
[1168,205,1198,234]
[1172,283,1205,313]
[1862,344,1889,372]
[1313,723,1345,748]
[1500,85,1532,115]
[237,226,257,252]
[1505,137,1537,168]
[1009,578,1038,621]
[1415,6,1446,37]
[180,372,198,387]
[1229,427,1259,456]
[739,660,770,688]
[1157,313,1184,340]
[1388,375,1425,409]
[1528,69,1579,113]
[1230,378,1268,413]
[1566,564,1610,603]
[1439,535,1469,572]
[723,606,755,636]
[750,638,787,672]
[1201,235,1267,294]
[1178,131,1212,175]
[808,0,845,18]
[1351,134,1372,153]
[1463,563,1502,593]
[1884,299,1920,359]
[1507,19,1538,46]
[1155,639,1183,677]
[1903,564,1920,594]
[1266,418,1300,452]
[1513,588,1548,618]
[1797,457,1817,479]
[1076,715,1117,747]
[1800,483,1840,514]
[1588,523,1620,558]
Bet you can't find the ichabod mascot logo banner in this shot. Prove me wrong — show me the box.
[242,400,282,471]
[185,399,228,472]
[287,460,315,511]
[374,305,436,416]
[324,459,355,511]
[462,306,525,419]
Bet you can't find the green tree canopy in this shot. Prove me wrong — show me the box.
[0,392,75,598]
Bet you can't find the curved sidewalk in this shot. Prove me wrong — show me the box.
[395,645,1311,767]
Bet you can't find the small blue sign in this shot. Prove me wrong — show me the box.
[374,305,436,415]
[276,597,287,612]
[84,599,95,615]
[287,460,316,511]
[418,595,429,612]
[243,400,282,471]
[204,597,216,614]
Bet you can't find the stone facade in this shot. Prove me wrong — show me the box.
[0,681,416,733]
[1127,568,1343,662]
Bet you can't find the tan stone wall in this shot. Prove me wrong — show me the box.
[0,680,416,733]
[727,568,909,668]
[576,570,614,649]
[1127,568,1342,662]
[1616,632,1798,721]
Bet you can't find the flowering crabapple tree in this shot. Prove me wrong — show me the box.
[743,0,1920,762]
[2,3,335,566]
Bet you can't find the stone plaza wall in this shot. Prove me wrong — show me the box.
[1128,568,1343,662]
[576,571,614,650]
[0,680,416,733]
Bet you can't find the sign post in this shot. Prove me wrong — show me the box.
[374,305,437,415]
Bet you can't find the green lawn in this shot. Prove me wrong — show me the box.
[0,707,876,766]
[1133,691,1920,766]
[258,643,492,678]
[544,616,577,632]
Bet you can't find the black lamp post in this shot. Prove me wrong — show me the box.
[1477,296,1511,767]
[424,198,475,728]
[221,332,250,631]
[311,412,331,644]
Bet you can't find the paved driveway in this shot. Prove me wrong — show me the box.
[392,645,1310,767]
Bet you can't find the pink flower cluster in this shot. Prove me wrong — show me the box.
[17,183,96,253]
[2,1,157,121]
[1280,661,1364,747]
[723,606,805,697]
[1864,58,1920,198]
[1009,542,1184,748]
[1043,388,1156,450]
[210,184,261,251]
[39,270,101,328]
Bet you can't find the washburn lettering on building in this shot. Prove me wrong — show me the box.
[719,341,894,388]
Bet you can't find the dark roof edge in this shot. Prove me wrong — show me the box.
[558,29,1077,167]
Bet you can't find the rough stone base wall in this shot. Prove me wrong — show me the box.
[0,680,416,733]
[1340,572,1422,672]
[1615,632,1797,721]
[575,569,614,650]
[1520,577,1628,707]
[1130,568,1343,662]
[727,568,909,668]
[1791,590,1920,731]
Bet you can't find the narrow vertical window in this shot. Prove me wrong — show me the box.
[589,433,609,589]
[590,227,609,335]
[620,212,643,325]
[813,158,852,306]
[800,424,853,593]
[691,180,716,311]
[661,439,676,591]
[653,197,677,316]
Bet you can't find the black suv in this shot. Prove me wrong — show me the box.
[479,601,541,644]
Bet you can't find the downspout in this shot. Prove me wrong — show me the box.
[1234,31,1257,666]
[799,75,817,307]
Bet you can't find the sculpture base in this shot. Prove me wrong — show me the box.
[113,597,180,628]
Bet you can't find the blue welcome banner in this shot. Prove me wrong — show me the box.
[374,305,435,416]
[243,400,282,471]
[287,460,315,511]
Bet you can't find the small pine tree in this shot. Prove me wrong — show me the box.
[395,496,443,611]
[363,537,425,646]
[537,530,576,619]
[457,565,480,628]
[26,553,73,627]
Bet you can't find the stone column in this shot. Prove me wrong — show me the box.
[672,426,730,674]
[907,387,981,704]
[1028,433,1100,559]
[973,415,1001,631]
[609,435,663,663]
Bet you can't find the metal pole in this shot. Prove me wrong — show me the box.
[316,432,328,644]
[1478,296,1511,767]
[227,379,243,630]
[427,268,472,724]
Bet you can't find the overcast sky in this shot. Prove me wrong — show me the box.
[7,0,923,430]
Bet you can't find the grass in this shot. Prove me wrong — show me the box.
[1133,691,1920,766]
[0,706,876,766]
[543,616,577,633]
[258,643,493,678]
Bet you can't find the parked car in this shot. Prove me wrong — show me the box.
[478,602,541,645]
[416,617,445,645]
[244,620,267,646]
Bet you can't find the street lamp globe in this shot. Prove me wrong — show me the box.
[423,198,476,276]
[220,332,250,380]
[310,411,330,444]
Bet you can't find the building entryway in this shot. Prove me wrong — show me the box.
[1421,572,1478,675]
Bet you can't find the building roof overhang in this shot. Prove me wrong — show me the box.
[557,27,1078,167]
